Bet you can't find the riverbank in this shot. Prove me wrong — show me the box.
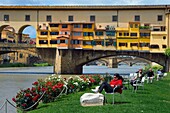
[27,73,170,113]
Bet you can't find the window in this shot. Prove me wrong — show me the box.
[4,15,9,21]
[39,40,48,44]
[50,40,58,44]
[50,32,59,35]
[60,40,66,43]
[130,33,137,36]
[74,24,81,28]
[134,15,140,21]
[139,43,149,47]
[135,24,139,28]
[71,40,81,44]
[25,15,30,21]
[49,24,59,27]
[95,31,103,36]
[73,32,81,36]
[112,15,118,22]
[106,40,115,46]
[46,15,52,22]
[83,41,92,45]
[150,44,159,49]
[130,24,133,28]
[90,15,95,22]
[95,41,102,45]
[68,15,73,21]
[124,32,129,36]
[83,24,92,28]
[40,32,48,35]
[59,31,69,35]
[163,36,166,40]
[62,24,68,28]
[140,33,150,37]
[162,45,167,48]
[106,31,115,36]
[119,43,127,47]
[144,24,150,27]
[83,32,93,36]
[157,15,163,21]
[161,26,166,31]
[19,53,23,58]
[119,33,122,36]
[130,43,138,47]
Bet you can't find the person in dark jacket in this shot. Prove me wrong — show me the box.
[147,68,154,83]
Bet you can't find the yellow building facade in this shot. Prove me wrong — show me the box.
[0,5,170,53]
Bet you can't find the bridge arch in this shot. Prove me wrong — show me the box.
[117,57,152,66]
[37,49,167,74]
[18,25,36,43]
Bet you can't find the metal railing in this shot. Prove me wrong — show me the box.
[0,86,68,113]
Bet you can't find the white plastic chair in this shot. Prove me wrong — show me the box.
[132,77,145,93]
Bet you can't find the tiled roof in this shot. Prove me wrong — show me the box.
[0,5,170,10]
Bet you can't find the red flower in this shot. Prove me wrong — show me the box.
[52,86,56,91]
[12,98,16,102]
[31,87,36,92]
[32,81,38,85]
[46,81,52,87]
[70,84,74,89]
[41,87,47,92]
[56,83,64,89]
[32,95,40,102]
[38,86,41,91]
[89,78,95,83]
[25,93,31,97]
[22,103,27,107]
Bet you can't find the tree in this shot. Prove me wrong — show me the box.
[164,48,170,57]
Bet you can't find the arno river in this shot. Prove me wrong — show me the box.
[0,65,143,112]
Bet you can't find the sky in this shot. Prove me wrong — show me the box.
[0,0,170,5]
[1,0,170,38]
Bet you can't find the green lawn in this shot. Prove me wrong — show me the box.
[26,74,170,113]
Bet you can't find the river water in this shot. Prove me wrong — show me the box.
[0,65,144,113]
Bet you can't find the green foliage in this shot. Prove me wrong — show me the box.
[0,63,28,67]
[164,48,170,57]
[143,64,163,74]
[33,62,51,67]
[139,26,151,29]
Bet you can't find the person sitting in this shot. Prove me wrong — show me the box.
[157,69,163,81]
[147,68,154,83]
[91,73,123,94]
[130,69,143,88]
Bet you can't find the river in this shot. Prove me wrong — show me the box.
[0,65,144,113]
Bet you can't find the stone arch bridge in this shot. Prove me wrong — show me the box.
[37,48,169,74]
[0,43,41,64]
[97,57,152,68]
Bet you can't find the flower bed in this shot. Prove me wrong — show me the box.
[12,74,103,111]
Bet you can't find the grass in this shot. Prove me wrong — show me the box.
[26,74,170,113]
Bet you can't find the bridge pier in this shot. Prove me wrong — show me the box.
[55,49,83,74]
[108,58,118,68]
[38,48,83,74]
